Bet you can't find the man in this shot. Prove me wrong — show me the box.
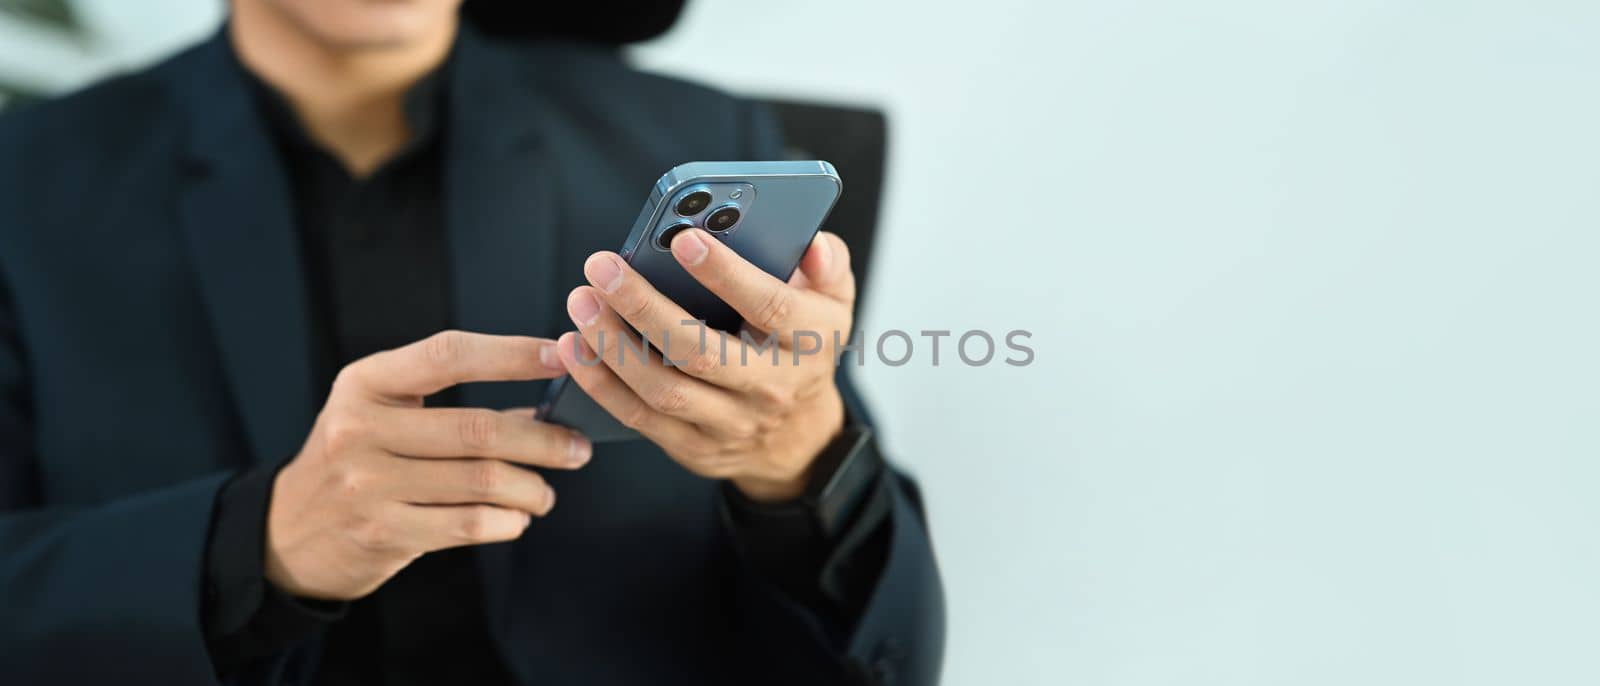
[0,0,943,684]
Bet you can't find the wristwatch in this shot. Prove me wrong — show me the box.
[802,424,885,540]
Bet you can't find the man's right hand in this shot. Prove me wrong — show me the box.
[264,331,587,601]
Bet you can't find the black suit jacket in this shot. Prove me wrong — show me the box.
[0,28,943,685]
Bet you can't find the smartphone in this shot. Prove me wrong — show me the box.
[540,160,843,442]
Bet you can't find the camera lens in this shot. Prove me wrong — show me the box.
[704,205,742,232]
[656,221,694,250]
[674,190,712,216]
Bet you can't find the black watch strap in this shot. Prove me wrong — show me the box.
[804,425,884,540]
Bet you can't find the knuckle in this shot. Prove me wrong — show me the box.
[456,505,503,541]
[457,410,501,452]
[751,383,795,414]
[769,393,797,414]
[620,403,654,431]
[717,419,759,441]
[620,294,652,322]
[424,330,468,368]
[753,287,795,331]
[321,411,369,454]
[681,348,722,377]
[647,383,691,414]
[755,412,785,435]
[465,460,502,498]
[330,366,362,395]
[332,464,370,497]
[734,420,763,440]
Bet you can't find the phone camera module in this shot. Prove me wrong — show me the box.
[656,221,695,250]
[704,205,742,232]
[674,190,712,217]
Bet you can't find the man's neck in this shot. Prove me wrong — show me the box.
[229,0,457,176]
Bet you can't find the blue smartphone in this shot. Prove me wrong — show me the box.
[540,160,843,442]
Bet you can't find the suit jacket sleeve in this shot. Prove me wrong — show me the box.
[726,99,947,686]
[0,264,229,683]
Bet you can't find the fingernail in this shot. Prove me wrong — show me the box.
[814,234,833,272]
[673,229,709,266]
[539,342,563,370]
[567,289,602,326]
[544,486,557,514]
[585,253,624,294]
[569,433,592,465]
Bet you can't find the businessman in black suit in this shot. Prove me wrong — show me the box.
[0,0,943,684]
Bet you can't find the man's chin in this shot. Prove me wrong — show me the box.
[265,0,456,54]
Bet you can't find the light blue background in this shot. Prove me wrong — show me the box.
[5,1,1597,684]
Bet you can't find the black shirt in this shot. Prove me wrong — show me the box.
[204,54,516,685]
[201,51,887,684]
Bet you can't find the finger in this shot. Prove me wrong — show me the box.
[794,231,856,304]
[372,406,591,468]
[501,407,540,420]
[565,288,753,429]
[581,251,743,387]
[669,228,832,342]
[385,456,557,516]
[344,331,566,400]
[394,503,536,554]
[554,331,711,445]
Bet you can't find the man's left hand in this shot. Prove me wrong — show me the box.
[555,228,856,502]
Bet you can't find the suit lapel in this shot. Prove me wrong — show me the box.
[445,28,559,651]
[173,26,559,658]
[172,33,317,467]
